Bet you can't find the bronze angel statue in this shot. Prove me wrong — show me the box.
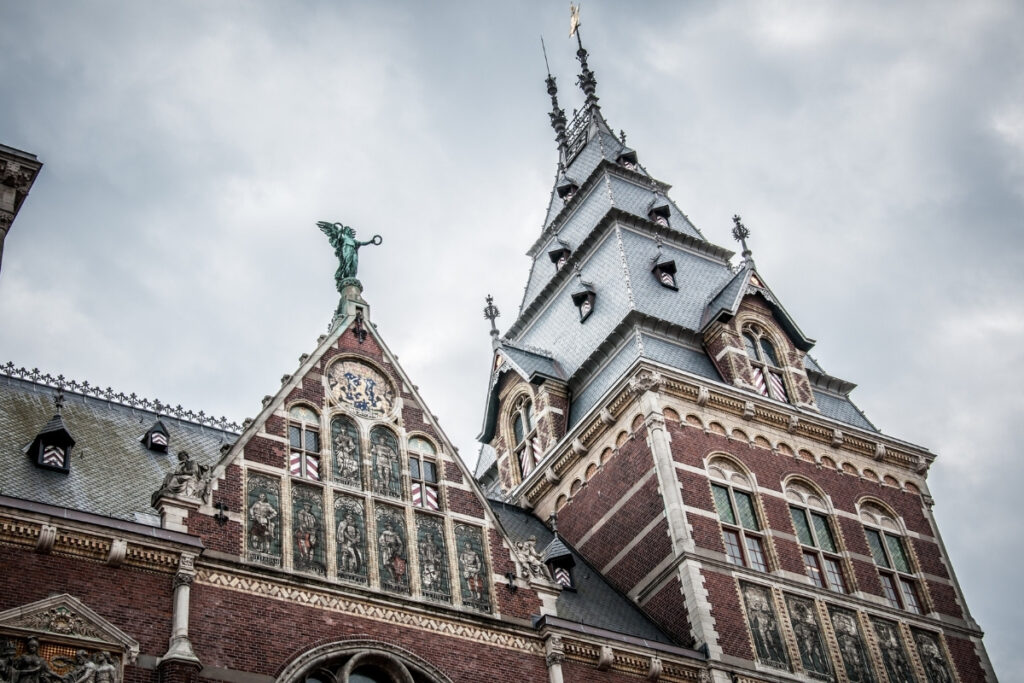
[317,221,382,290]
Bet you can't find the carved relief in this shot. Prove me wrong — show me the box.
[0,638,122,683]
[827,606,875,683]
[291,486,326,575]
[246,475,282,566]
[454,524,491,613]
[784,595,832,680]
[870,618,916,683]
[330,416,363,490]
[333,496,368,585]
[740,583,788,671]
[415,514,450,603]
[151,451,211,506]
[375,505,410,594]
[912,630,953,683]
[516,535,551,580]
[370,427,402,499]
[326,360,396,418]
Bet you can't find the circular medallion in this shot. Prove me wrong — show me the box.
[327,360,396,417]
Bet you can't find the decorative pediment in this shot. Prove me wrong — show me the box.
[0,594,140,663]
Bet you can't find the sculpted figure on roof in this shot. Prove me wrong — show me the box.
[316,221,381,287]
[152,451,211,506]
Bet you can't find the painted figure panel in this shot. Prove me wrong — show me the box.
[784,595,833,681]
[912,630,953,683]
[291,485,326,575]
[327,360,396,418]
[416,514,450,603]
[454,524,490,613]
[870,618,917,683]
[370,427,402,499]
[246,474,281,566]
[827,606,875,683]
[740,582,789,671]
[331,416,362,489]
[375,505,410,594]
[334,495,368,585]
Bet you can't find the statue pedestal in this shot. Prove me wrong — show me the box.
[333,279,370,327]
[154,494,202,533]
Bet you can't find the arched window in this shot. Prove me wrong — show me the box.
[408,436,440,510]
[707,457,768,572]
[283,641,451,683]
[289,405,321,480]
[860,502,923,614]
[786,480,846,593]
[511,396,540,479]
[742,323,788,402]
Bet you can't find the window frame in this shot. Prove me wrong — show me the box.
[709,477,769,572]
[408,436,441,511]
[288,404,322,481]
[741,322,789,403]
[860,503,925,614]
[511,396,540,482]
[789,504,847,593]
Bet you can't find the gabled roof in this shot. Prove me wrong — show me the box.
[477,340,566,443]
[700,263,816,352]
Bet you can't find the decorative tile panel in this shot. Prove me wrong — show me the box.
[333,495,368,585]
[911,629,954,683]
[827,606,876,683]
[246,474,282,566]
[327,360,396,418]
[454,524,491,613]
[870,617,917,683]
[415,514,450,603]
[784,595,833,681]
[331,415,363,490]
[739,582,789,671]
[370,427,402,499]
[375,504,410,594]
[291,485,326,576]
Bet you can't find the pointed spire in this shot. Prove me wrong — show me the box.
[571,8,599,110]
[542,37,568,156]
[732,214,753,265]
[483,294,501,338]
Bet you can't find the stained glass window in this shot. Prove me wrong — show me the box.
[710,475,767,572]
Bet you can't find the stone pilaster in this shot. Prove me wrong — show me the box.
[159,553,201,670]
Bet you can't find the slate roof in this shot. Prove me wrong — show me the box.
[489,500,675,645]
[500,343,565,382]
[0,374,235,523]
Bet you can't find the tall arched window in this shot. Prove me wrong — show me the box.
[408,436,440,510]
[511,396,540,479]
[786,480,846,593]
[860,502,923,614]
[742,323,788,403]
[707,457,768,572]
[289,405,321,480]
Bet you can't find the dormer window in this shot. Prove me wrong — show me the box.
[543,535,576,589]
[652,259,678,290]
[548,246,571,271]
[742,323,788,402]
[556,179,579,201]
[617,151,638,170]
[142,420,170,452]
[28,413,75,473]
[288,405,321,480]
[648,205,670,227]
[571,287,596,322]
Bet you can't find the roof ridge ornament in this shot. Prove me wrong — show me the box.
[541,37,568,158]
[483,294,501,339]
[570,4,600,111]
[732,214,753,266]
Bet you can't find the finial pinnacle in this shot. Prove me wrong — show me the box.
[483,294,501,338]
[731,214,753,263]
[570,3,599,109]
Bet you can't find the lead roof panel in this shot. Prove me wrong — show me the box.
[811,390,877,432]
[569,343,640,427]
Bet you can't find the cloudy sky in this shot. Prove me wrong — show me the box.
[1,1,1021,677]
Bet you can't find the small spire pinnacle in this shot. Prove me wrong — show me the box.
[732,214,753,264]
[619,129,627,144]
[542,37,568,156]
[570,6,599,110]
[483,294,501,338]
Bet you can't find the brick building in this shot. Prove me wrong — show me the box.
[0,35,994,683]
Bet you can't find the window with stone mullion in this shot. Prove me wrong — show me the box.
[712,483,767,572]
[512,398,540,481]
[790,506,846,593]
[742,324,788,403]
[288,407,322,481]
[864,527,922,614]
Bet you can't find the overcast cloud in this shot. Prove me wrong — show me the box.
[1,2,1021,677]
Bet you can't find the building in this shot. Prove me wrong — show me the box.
[0,35,993,683]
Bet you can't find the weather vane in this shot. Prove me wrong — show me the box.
[316,221,382,293]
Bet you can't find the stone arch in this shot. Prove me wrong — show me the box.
[820,455,836,470]
[615,430,629,447]
[585,462,598,480]
[840,462,859,476]
[708,421,727,435]
[857,498,902,532]
[797,448,816,463]
[631,414,646,432]
[569,478,583,496]
[776,442,794,456]
[904,482,920,495]
[782,476,830,511]
[862,468,880,483]
[883,474,900,488]
[556,494,568,511]
[599,447,613,465]
[663,407,680,422]
[685,414,703,428]
[276,639,452,683]
[731,428,749,442]
[706,454,755,489]
[753,435,771,450]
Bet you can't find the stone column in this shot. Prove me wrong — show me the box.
[159,552,202,679]
[544,634,565,683]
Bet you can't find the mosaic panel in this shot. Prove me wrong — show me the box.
[291,485,326,576]
[912,630,954,683]
[327,360,396,417]
[334,494,368,585]
[416,514,451,603]
[375,504,410,594]
[246,474,282,566]
[740,582,789,671]
[331,415,363,489]
[784,595,833,680]
[454,523,491,613]
[370,427,402,499]
[827,606,876,683]
[870,618,917,683]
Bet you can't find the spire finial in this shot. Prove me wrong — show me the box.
[732,214,753,263]
[570,4,599,109]
[483,294,501,338]
[542,36,568,155]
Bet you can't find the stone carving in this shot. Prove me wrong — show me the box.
[54,650,96,683]
[870,618,916,683]
[151,451,211,506]
[334,496,368,585]
[327,360,396,418]
[628,369,663,395]
[784,595,832,680]
[454,524,490,613]
[331,416,363,489]
[316,221,381,286]
[14,607,102,641]
[375,506,410,594]
[827,606,875,683]
[545,635,565,667]
[416,515,450,603]
[92,653,117,683]
[291,487,325,575]
[0,640,16,683]
[740,583,788,671]
[11,637,60,683]
[370,427,402,499]
[912,630,953,683]
[516,535,551,580]
[246,475,281,566]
